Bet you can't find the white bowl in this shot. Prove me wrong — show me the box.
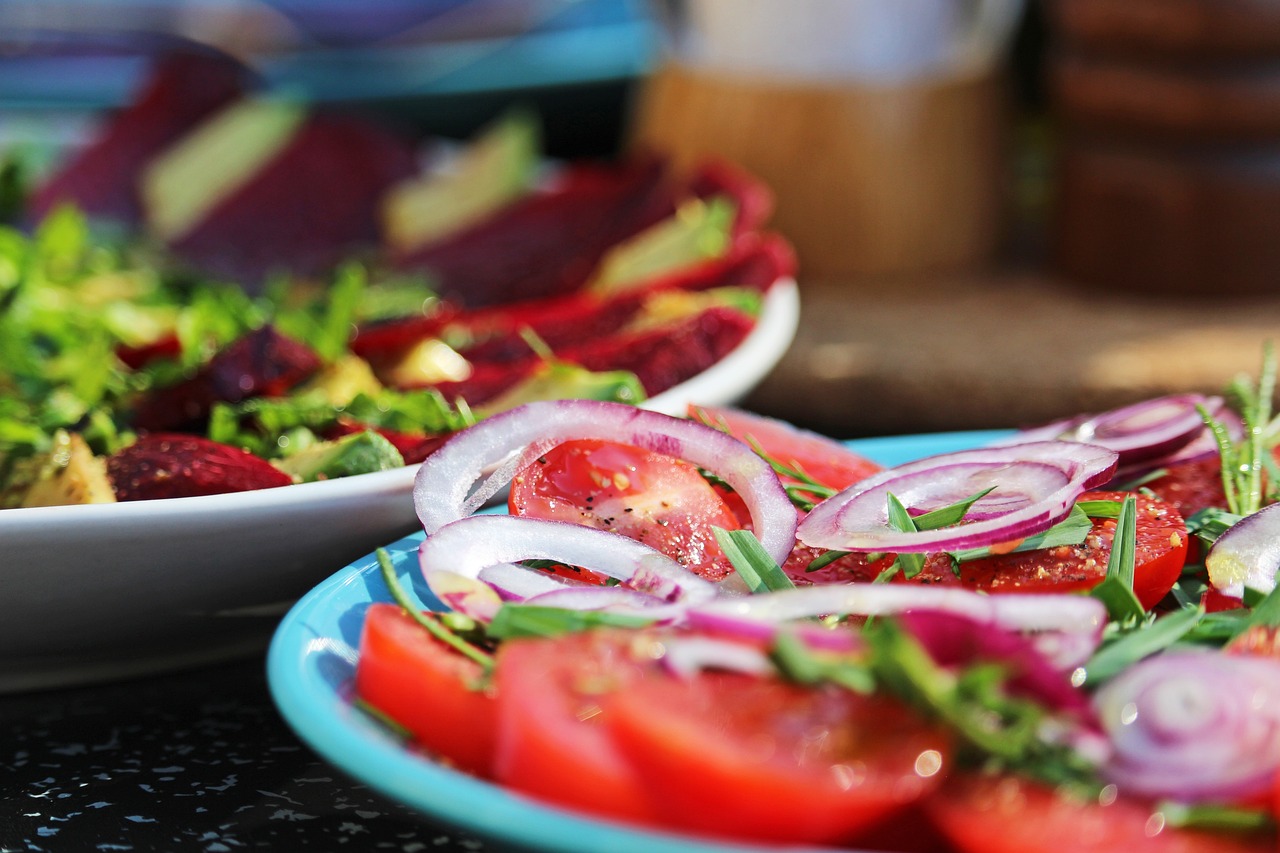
[0,278,798,692]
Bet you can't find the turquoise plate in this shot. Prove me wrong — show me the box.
[266,429,1010,853]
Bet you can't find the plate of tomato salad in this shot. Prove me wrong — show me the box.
[268,394,1280,853]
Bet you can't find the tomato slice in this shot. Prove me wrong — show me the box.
[507,438,741,580]
[689,404,883,492]
[796,491,1188,610]
[927,773,1275,853]
[491,630,657,826]
[354,603,497,778]
[600,667,953,845]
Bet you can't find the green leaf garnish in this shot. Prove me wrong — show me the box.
[714,527,795,593]
[1089,494,1145,623]
[376,548,493,670]
[884,492,925,580]
[1158,801,1275,833]
[950,504,1094,563]
[1082,604,1204,684]
[485,604,654,640]
[770,629,874,694]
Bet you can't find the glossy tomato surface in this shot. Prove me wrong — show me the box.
[690,404,883,491]
[354,603,496,778]
[507,439,740,580]
[602,666,953,846]
[798,491,1188,610]
[928,774,1275,853]
[491,630,657,827]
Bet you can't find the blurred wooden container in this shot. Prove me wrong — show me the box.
[628,60,1010,280]
[1048,0,1280,295]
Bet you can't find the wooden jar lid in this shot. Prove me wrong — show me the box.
[1048,0,1280,59]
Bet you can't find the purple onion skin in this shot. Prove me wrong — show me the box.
[898,610,1095,718]
[1206,501,1280,597]
[1094,650,1280,803]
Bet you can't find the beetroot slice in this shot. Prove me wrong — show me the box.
[132,326,321,432]
[29,50,250,225]
[563,306,757,396]
[396,156,678,307]
[167,111,419,284]
[107,433,293,500]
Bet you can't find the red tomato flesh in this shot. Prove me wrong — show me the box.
[796,491,1188,610]
[508,438,740,580]
[928,773,1275,853]
[354,603,497,778]
[690,404,883,492]
[601,667,954,846]
[491,630,657,826]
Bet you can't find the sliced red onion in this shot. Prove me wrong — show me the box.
[418,514,717,622]
[1094,650,1280,802]
[796,441,1117,554]
[998,395,1216,466]
[413,399,796,565]
[1108,399,1238,484]
[689,584,1108,670]
[657,635,777,679]
[1205,501,1280,597]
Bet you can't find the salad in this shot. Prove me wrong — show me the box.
[347,359,1280,852]
[1,56,793,510]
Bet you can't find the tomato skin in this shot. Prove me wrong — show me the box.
[354,603,496,777]
[796,491,1188,610]
[490,630,657,826]
[600,668,953,845]
[689,404,883,492]
[927,773,1275,853]
[508,439,740,580]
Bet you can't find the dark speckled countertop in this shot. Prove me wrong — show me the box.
[0,656,500,852]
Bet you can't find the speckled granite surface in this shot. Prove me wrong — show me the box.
[0,656,499,852]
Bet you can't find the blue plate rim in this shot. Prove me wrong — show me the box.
[266,428,1012,853]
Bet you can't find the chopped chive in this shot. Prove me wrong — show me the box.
[714,527,795,593]
[1083,605,1203,685]
[485,604,654,640]
[885,492,925,579]
[1089,495,1145,623]
[376,548,494,669]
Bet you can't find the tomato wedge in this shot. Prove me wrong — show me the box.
[491,630,657,826]
[600,667,953,845]
[798,491,1188,610]
[354,603,496,777]
[927,773,1275,853]
[690,404,883,492]
[507,438,740,580]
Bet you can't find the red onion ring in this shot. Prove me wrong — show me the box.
[796,441,1117,554]
[688,584,1108,670]
[1093,650,1280,802]
[657,635,777,679]
[1205,501,1280,597]
[998,395,1217,466]
[418,514,718,622]
[412,399,797,566]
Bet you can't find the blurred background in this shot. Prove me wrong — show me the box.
[4,0,1280,438]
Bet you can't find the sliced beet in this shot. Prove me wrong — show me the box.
[396,155,678,307]
[28,50,250,225]
[132,326,321,432]
[107,433,293,500]
[167,110,419,283]
[563,306,757,396]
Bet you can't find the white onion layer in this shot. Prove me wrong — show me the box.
[1094,650,1280,802]
[412,399,797,565]
[796,441,1117,554]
